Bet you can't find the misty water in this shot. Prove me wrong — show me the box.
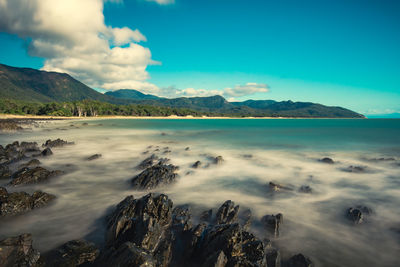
[1,119,400,267]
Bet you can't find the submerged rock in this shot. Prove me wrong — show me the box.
[43,138,74,148]
[87,154,102,161]
[43,239,99,267]
[131,163,178,190]
[213,156,224,165]
[346,206,372,224]
[342,165,368,173]
[40,147,53,157]
[0,234,41,267]
[261,213,283,238]
[299,185,312,193]
[319,157,334,164]
[287,253,313,267]
[191,160,202,169]
[268,182,293,192]
[10,166,63,186]
[0,187,55,216]
[216,200,239,225]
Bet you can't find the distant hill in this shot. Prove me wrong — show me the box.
[0,63,364,118]
[105,89,160,100]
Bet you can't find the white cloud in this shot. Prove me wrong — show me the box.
[0,0,158,91]
[223,83,270,98]
[146,0,175,5]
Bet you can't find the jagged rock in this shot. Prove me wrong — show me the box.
[43,139,74,148]
[44,239,99,267]
[213,156,224,165]
[172,205,192,231]
[131,163,178,190]
[136,154,158,170]
[18,159,41,169]
[342,165,368,173]
[0,187,55,216]
[346,206,372,224]
[0,141,37,164]
[287,253,313,267]
[319,157,334,164]
[239,208,252,230]
[0,234,41,267]
[40,148,53,157]
[265,248,281,267]
[0,120,23,132]
[203,250,227,267]
[87,154,102,161]
[269,182,293,192]
[10,166,63,186]
[106,193,173,250]
[20,142,40,152]
[0,164,11,179]
[216,200,240,225]
[192,161,202,168]
[200,209,213,223]
[299,185,312,193]
[261,213,283,238]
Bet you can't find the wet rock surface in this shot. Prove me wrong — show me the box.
[0,187,55,216]
[0,141,40,165]
[43,138,74,148]
[342,165,368,173]
[346,206,372,224]
[87,154,102,161]
[10,166,63,186]
[319,157,334,164]
[0,234,41,267]
[131,163,178,190]
[269,182,293,192]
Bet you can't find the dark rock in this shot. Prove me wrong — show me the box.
[0,234,41,267]
[172,205,192,231]
[239,208,252,230]
[0,120,23,132]
[265,248,281,267]
[342,165,368,173]
[287,253,313,267]
[269,182,292,192]
[163,150,171,154]
[43,139,74,148]
[216,200,239,225]
[82,123,88,126]
[319,157,334,164]
[161,132,167,136]
[106,193,173,250]
[261,213,283,238]
[299,185,312,193]
[40,147,53,157]
[203,250,228,267]
[87,154,102,161]
[20,142,40,152]
[10,166,63,186]
[131,163,178,190]
[185,147,190,151]
[346,206,372,224]
[200,209,213,223]
[44,239,99,267]
[0,164,11,179]
[192,160,202,169]
[213,156,224,165]
[0,188,55,216]
[18,159,41,169]
[136,154,158,170]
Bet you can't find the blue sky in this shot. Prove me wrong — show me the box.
[0,0,399,116]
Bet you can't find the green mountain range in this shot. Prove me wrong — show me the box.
[0,63,364,118]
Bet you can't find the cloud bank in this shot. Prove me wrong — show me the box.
[146,0,175,5]
[0,0,158,91]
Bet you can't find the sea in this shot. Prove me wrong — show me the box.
[1,118,400,267]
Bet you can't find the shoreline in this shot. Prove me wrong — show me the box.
[0,114,370,120]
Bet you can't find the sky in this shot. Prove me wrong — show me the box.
[0,0,399,116]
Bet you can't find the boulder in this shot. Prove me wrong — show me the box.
[299,185,312,193]
[268,182,292,192]
[44,239,99,267]
[213,156,224,165]
[342,165,368,173]
[261,213,283,238]
[18,159,41,169]
[216,200,239,225]
[87,154,102,161]
[319,157,334,164]
[10,166,63,186]
[192,161,202,169]
[40,148,53,157]
[346,206,372,224]
[287,253,313,267]
[0,234,41,267]
[265,248,281,267]
[131,163,178,190]
[136,154,158,170]
[0,164,11,179]
[43,139,74,148]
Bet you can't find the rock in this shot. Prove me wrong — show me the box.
[216,200,240,225]
[319,157,334,164]
[261,213,283,238]
[342,165,368,173]
[213,156,224,165]
[0,234,41,267]
[172,205,192,231]
[82,123,88,126]
[0,164,11,179]
[200,209,213,223]
[44,239,99,267]
[239,208,252,230]
[287,253,313,267]
[0,120,23,132]
[40,147,53,157]
[18,159,41,169]
[0,141,35,164]
[346,206,372,224]
[163,150,172,154]
[269,182,292,192]
[185,147,190,151]
[299,185,312,193]
[192,161,202,169]
[43,139,74,148]
[136,154,158,170]
[10,166,63,186]
[106,193,173,250]
[203,250,228,267]
[0,188,55,216]
[131,163,178,190]
[265,248,281,267]
[20,142,40,152]
[87,154,102,161]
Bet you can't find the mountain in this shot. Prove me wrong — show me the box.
[0,63,364,118]
[105,89,160,100]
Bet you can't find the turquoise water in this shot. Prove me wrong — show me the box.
[1,119,400,267]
